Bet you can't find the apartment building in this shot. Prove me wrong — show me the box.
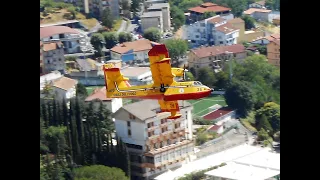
[267,39,280,67]
[40,26,88,54]
[140,11,163,33]
[183,15,239,48]
[243,8,271,22]
[227,18,264,43]
[42,41,66,74]
[147,3,171,32]
[113,100,194,180]
[110,39,160,62]
[89,0,120,19]
[188,44,247,73]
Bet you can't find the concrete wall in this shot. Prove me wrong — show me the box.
[267,41,280,67]
[115,119,146,147]
[141,15,163,33]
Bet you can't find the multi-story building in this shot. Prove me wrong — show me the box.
[110,39,160,62]
[113,100,194,180]
[248,0,266,9]
[243,8,271,22]
[42,41,66,74]
[227,18,264,43]
[188,44,247,73]
[147,3,171,32]
[267,39,280,67]
[40,26,89,54]
[89,0,120,19]
[40,41,44,75]
[188,3,232,21]
[183,15,239,48]
[140,11,163,33]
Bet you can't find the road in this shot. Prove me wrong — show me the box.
[195,120,252,159]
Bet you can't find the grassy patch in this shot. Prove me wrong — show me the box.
[80,18,98,29]
[188,95,226,117]
[241,119,257,132]
[111,19,123,32]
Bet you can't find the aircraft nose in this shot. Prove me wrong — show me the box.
[211,88,214,92]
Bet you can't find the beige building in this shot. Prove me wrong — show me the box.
[267,39,280,67]
[40,41,44,75]
[113,100,194,180]
[227,18,264,43]
[140,11,163,33]
[147,3,171,32]
[188,44,247,73]
[243,8,271,22]
[47,77,78,101]
[42,41,66,74]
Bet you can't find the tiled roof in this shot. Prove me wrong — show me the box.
[111,39,160,54]
[43,41,63,52]
[85,87,113,101]
[209,124,223,131]
[189,4,231,14]
[243,8,271,15]
[201,2,217,7]
[203,107,234,121]
[227,18,244,24]
[191,44,246,58]
[52,77,78,91]
[115,100,191,121]
[216,22,239,34]
[40,26,79,38]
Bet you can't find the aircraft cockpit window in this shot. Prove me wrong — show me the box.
[193,81,202,85]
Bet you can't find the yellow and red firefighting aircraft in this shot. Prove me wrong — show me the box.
[103,44,213,119]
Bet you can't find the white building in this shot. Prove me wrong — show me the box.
[121,66,153,85]
[42,41,66,74]
[140,11,163,33]
[248,0,266,9]
[147,3,171,32]
[113,100,194,180]
[40,26,89,54]
[183,15,239,48]
[202,107,236,125]
[85,87,123,121]
[52,77,78,101]
[40,71,63,91]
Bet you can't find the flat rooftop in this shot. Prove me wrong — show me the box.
[141,11,162,18]
[148,3,170,10]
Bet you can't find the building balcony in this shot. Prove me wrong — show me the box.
[144,139,193,157]
[147,126,157,132]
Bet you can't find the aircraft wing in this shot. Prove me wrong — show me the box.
[148,45,174,86]
[158,100,182,119]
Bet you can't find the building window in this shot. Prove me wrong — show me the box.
[161,118,167,124]
[147,122,154,128]
[128,129,131,136]
[127,121,131,127]
[209,57,211,60]
[167,139,170,145]
[195,35,199,38]
[161,127,168,133]
[129,114,136,120]
[148,131,154,137]
[220,41,223,44]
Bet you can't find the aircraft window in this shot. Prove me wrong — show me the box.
[194,81,202,85]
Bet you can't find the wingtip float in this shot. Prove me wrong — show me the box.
[103,44,213,119]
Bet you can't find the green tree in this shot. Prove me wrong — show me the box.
[74,165,129,180]
[101,8,114,29]
[143,27,161,42]
[67,6,77,19]
[130,0,141,17]
[224,79,256,117]
[257,128,269,141]
[164,38,188,63]
[196,67,215,87]
[76,83,88,98]
[196,133,208,145]
[90,33,105,57]
[256,114,273,135]
[118,32,133,43]
[274,131,280,142]
[170,5,186,30]
[42,80,54,99]
[202,11,216,19]
[185,71,195,81]
[214,71,229,89]
[256,102,280,132]
[102,32,119,49]
[44,126,67,156]
[179,0,203,12]
[241,15,256,30]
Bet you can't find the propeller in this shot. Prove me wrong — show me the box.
[182,64,188,81]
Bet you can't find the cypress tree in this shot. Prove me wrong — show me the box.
[75,97,85,164]
[52,100,57,126]
[47,101,53,126]
[69,99,82,164]
[56,101,62,126]
[41,102,49,127]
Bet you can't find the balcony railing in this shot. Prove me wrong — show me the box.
[144,140,193,156]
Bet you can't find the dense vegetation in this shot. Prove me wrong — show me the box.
[143,27,162,42]
[40,85,130,180]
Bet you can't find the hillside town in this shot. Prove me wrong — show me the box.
[40,0,280,180]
